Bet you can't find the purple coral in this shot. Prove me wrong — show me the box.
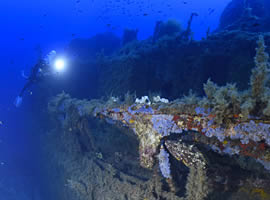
[152,115,182,136]
[195,107,211,116]
[158,146,171,179]
[205,127,225,141]
[231,121,270,145]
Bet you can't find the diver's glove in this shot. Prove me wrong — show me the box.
[14,96,23,108]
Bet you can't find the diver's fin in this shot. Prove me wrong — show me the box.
[21,70,29,79]
[14,96,23,108]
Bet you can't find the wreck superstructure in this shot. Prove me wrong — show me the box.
[47,35,270,199]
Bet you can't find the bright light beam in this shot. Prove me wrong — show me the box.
[54,58,66,72]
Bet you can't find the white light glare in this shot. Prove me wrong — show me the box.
[54,59,65,72]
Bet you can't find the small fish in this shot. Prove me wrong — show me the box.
[192,12,199,17]
[143,13,148,16]
[182,1,188,4]
[72,33,76,37]
[208,8,215,15]
[19,38,24,41]
[252,23,260,27]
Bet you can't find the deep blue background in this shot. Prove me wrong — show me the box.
[0,0,231,197]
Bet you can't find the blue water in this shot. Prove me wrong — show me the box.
[0,0,231,199]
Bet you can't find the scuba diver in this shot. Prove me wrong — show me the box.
[14,50,58,107]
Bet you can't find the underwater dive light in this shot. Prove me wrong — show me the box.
[54,58,66,72]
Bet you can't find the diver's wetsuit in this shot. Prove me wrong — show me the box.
[19,59,46,97]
